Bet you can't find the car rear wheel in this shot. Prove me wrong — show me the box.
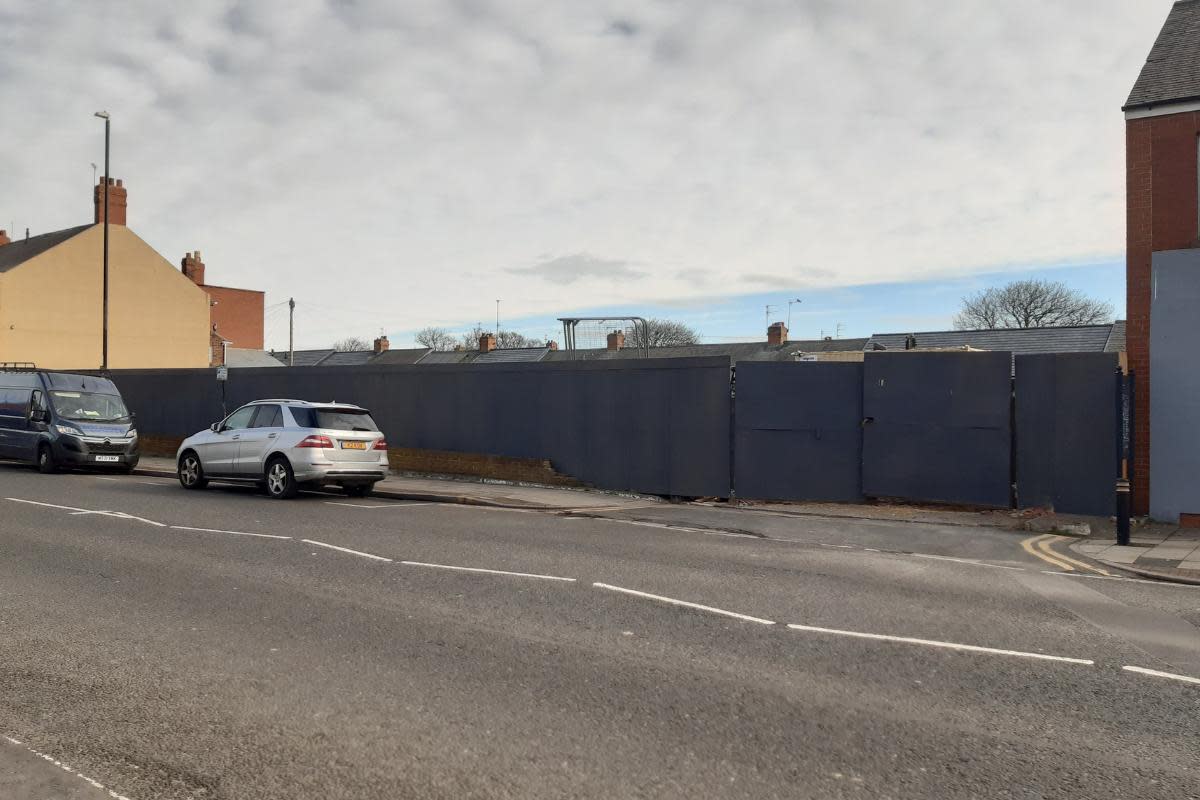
[265,457,299,499]
[36,444,57,474]
[343,483,374,498]
[178,452,208,490]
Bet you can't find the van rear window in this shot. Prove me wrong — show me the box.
[289,407,379,432]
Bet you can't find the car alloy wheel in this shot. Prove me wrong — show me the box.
[180,457,200,486]
[266,459,297,499]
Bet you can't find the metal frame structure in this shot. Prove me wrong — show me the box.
[557,317,650,359]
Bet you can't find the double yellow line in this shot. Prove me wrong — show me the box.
[1020,534,1111,575]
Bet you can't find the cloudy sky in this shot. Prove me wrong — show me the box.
[0,1,1167,348]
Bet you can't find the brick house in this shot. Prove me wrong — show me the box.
[1123,0,1200,514]
[180,250,265,355]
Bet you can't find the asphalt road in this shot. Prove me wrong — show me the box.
[1,465,1198,799]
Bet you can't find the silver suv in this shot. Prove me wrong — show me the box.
[176,400,390,499]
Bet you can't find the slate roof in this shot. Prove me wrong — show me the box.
[226,348,285,368]
[865,323,1126,355]
[1125,0,1200,111]
[271,349,336,366]
[370,347,432,365]
[473,347,552,363]
[413,350,476,364]
[543,338,869,364]
[0,225,92,273]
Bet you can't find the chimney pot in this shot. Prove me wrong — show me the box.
[606,330,626,351]
[480,333,497,353]
[181,250,206,285]
[373,336,390,355]
[94,176,128,225]
[767,321,788,346]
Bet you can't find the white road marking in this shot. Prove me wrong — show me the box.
[785,623,1094,665]
[589,517,758,539]
[2,734,135,800]
[94,476,121,482]
[6,498,166,527]
[819,543,854,549]
[592,582,776,625]
[1045,571,1198,589]
[400,560,576,582]
[910,553,1025,571]
[301,539,393,562]
[170,525,291,540]
[1122,665,1200,685]
[324,501,434,509]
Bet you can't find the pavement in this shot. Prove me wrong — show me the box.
[2,463,1198,799]
[1071,526,1200,585]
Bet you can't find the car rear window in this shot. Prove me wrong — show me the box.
[290,407,379,432]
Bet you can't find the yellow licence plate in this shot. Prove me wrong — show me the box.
[341,441,367,450]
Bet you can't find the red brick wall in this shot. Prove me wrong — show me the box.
[1125,110,1200,514]
[205,285,265,350]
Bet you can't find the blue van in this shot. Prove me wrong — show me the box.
[0,367,139,473]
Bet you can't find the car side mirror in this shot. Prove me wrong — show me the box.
[31,409,47,423]
[210,422,221,433]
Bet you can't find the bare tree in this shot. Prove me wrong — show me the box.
[626,318,700,349]
[954,280,1114,330]
[460,324,488,350]
[415,326,457,351]
[331,336,370,352]
[497,330,543,349]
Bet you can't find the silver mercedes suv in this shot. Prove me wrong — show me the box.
[176,399,390,499]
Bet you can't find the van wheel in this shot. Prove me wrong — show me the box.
[265,457,299,499]
[36,444,57,474]
[178,452,208,490]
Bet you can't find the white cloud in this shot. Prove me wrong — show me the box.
[0,0,1165,348]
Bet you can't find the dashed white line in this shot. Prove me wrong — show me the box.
[592,582,776,625]
[2,734,134,800]
[1122,665,1200,685]
[400,560,576,582]
[910,553,1025,571]
[1045,571,1198,589]
[785,623,1094,665]
[301,539,393,562]
[324,501,434,509]
[171,525,291,540]
[6,497,90,512]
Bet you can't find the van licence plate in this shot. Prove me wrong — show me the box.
[94,455,120,463]
[341,441,367,450]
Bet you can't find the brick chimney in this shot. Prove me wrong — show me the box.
[547,340,558,351]
[181,251,206,285]
[767,321,788,345]
[479,333,496,352]
[373,335,390,355]
[607,330,625,351]
[93,177,128,225]
[0,229,9,246]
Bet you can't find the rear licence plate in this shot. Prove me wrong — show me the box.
[94,455,120,462]
[341,441,367,450]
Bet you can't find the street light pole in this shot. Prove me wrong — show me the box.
[94,111,111,371]
[787,298,802,330]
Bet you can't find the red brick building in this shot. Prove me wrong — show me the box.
[1123,0,1200,514]
[180,250,265,356]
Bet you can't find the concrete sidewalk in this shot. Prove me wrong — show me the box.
[1070,528,1200,585]
[133,456,658,512]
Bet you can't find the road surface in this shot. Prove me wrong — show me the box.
[1,465,1197,799]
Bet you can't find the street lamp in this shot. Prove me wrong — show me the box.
[94,111,110,371]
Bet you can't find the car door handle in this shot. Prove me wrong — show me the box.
[268,433,278,438]
[231,435,240,440]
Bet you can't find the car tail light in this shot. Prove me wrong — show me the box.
[297,435,334,449]
[373,438,388,450]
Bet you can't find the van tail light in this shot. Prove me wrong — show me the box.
[297,435,334,449]
[373,438,389,451]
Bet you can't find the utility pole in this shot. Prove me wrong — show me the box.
[288,298,295,366]
[496,299,501,344]
[94,111,110,371]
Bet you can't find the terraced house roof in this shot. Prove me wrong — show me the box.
[1125,0,1200,111]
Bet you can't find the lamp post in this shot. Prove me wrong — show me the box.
[94,111,110,371]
